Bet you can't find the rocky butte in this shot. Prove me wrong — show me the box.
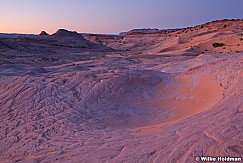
[39,31,49,36]
[0,19,242,162]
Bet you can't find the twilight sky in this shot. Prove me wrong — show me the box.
[0,0,243,34]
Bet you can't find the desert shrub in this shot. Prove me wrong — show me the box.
[223,25,227,28]
[240,38,243,41]
[212,43,225,48]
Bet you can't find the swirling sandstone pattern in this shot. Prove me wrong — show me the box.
[0,20,242,162]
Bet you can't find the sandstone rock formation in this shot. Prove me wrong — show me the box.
[39,31,49,36]
[0,19,242,162]
[85,19,243,55]
[52,29,84,38]
[0,29,114,61]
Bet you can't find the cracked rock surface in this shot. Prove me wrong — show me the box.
[0,20,243,162]
[0,53,242,162]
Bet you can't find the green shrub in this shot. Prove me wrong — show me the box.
[212,43,225,48]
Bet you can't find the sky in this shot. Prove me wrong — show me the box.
[0,0,243,34]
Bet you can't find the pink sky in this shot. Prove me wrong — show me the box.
[0,0,242,34]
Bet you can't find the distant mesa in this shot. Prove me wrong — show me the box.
[52,29,83,38]
[119,28,159,36]
[39,31,49,36]
[119,28,180,36]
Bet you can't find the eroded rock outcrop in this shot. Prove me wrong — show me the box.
[0,19,242,163]
[52,29,84,38]
[39,31,49,36]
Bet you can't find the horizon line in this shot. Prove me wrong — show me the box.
[0,18,242,35]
